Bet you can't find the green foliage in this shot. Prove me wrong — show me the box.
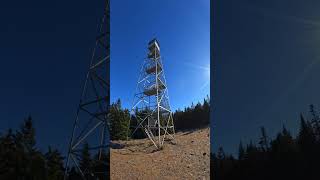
[19,116,36,152]
[66,147,110,180]
[258,126,269,151]
[109,99,131,140]
[129,107,154,139]
[0,116,111,180]
[79,142,93,179]
[92,150,110,179]
[0,116,47,180]
[45,146,64,180]
[124,95,210,139]
[238,141,245,160]
[174,95,210,131]
[211,104,320,180]
[129,114,144,139]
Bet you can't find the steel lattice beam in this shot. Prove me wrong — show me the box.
[64,0,110,179]
[129,38,175,149]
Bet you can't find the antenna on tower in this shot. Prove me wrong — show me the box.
[129,38,175,149]
[64,0,110,179]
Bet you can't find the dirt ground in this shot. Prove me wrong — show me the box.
[110,128,210,180]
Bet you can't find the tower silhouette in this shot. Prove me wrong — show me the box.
[129,38,175,149]
[64,0,110,179]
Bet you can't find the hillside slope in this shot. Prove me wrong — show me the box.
[110,128,210,180]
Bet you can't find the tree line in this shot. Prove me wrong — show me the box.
[0,95,211,179]
[109,96,210,141]
[211,104,320,180]
[173,95,210,131]
[0,116,64,179]
[0,116,109,180]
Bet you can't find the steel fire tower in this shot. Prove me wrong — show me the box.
[64,0,110,179]
[129,38,175,149]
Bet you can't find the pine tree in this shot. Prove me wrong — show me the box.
[309,104,320,140]
[109,99,131,140]
[217,146,225,160]
[238,141,245,160]
[172,95,210,131]
[79,142,93,178]
[45,146,64,180]
[19,116,36,152]
[216,147,225,178]
[68,167,82,180]
[259,126,269,152]
[16,116,47,179]
[92,150,110,179]
[0,129,17,179]
[0,117,47,179]
[297,114,315,153]
[203,97,210,125]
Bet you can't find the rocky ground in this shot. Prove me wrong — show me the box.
[110,128,210,180]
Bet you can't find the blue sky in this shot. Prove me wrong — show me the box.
[110,0,210,111]
[212,0,320,155]
[0,0,106,154]
[0,0,209,155]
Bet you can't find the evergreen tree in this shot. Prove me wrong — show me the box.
[45,146,64,180]
[258,126,268,152]
[297,114,315,153]
[309,104,320,140]
[19,116,36,152]
[173,95,210,131]
[0,117,48,179]
[217,146,225,160]
[238,141,245,160]
[92,150,110,179]
[211,106,320,180]
[79,142,93,179]
[67,167,82,180]
[0,129,17,179]
[17,116,47,179]
[109,99,130,140]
